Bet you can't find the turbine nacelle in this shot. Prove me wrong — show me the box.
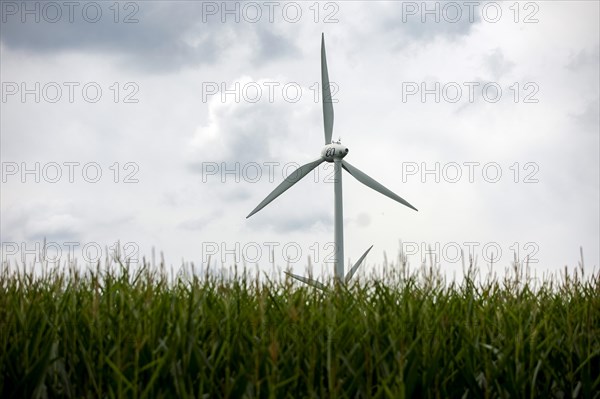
[321,142,349,162]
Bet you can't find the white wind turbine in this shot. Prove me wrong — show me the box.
[247,33,418,288]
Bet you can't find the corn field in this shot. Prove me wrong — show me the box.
[1,254,599,398]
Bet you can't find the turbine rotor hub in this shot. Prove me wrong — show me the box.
[321,142,349,162]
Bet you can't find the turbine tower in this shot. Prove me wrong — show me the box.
[247,33,418,287]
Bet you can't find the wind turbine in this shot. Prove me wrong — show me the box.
[247,33,418,287]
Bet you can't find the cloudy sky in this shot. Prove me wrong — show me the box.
[1,1,598,280]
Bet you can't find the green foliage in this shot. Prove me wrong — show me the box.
[0,257,598,398]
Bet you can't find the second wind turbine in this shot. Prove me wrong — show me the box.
[247,33,418,287]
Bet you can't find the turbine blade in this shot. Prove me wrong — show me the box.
[342,160,418,211]
[285,271,326,290]
[247,157,325,218]
[345,245,373,283]
[322,33,334,144]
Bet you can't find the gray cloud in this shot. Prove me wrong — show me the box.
[1,200,82,243]
[355,212,371,228]
[570,98,600,134]
[0,2,299,73]
[378,1,481,50]
[186,74,324,176]
[251,26,300,65]
[1,1,598,272]
[249,208,332,234]
[567,46,600,71]
[484,48,515,80]
[179,209,223,231]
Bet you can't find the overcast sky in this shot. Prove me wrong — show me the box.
[1,1,598,280]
